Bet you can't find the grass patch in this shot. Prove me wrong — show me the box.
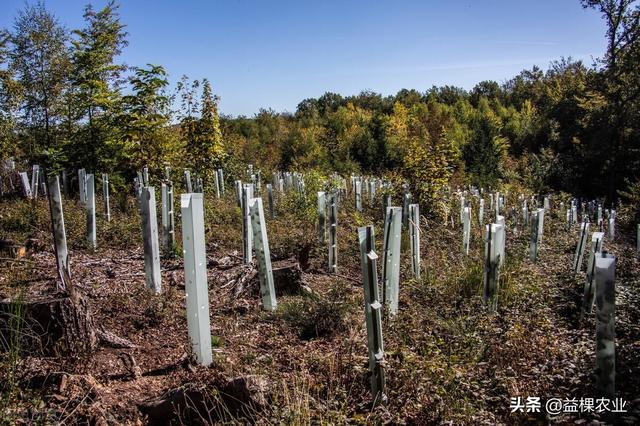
[275,286,352,340]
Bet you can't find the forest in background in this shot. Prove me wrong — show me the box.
[0,0,638,209]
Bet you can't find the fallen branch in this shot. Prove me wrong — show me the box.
[118,352,142,380]
[97,328,136,349]
[335,273,360,285]
[0,257,36,264]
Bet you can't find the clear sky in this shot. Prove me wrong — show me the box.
[0,0,607,117]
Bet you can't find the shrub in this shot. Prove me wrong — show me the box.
[276,286,351,340]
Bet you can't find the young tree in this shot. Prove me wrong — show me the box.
[195,79,225,178]
[70,0,128,171]
[386,101,458,208]
[10,1,70,162]
[0,29,20,158]
[118,64,170,173]
[177,75,200,172]
[463,98,509,188]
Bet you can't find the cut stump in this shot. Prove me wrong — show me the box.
[0,295,98,355]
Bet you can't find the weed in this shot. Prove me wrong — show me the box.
[0,290,26,417]
[276,286,352,340]
[211,335,224,348]
[0,201,39,237]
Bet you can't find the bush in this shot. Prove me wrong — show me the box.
[619,178,640,225]
[276,286,351,340]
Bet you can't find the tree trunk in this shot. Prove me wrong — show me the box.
[0,295,98,355]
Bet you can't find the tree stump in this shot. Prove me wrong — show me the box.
[138,384,209,424]
[226,258,302,298]
[0,295,98,355]
[138,375,269,423]
[0,239,26,258]
[272,259,302,295]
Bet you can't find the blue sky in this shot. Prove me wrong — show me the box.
[0,1,607,116]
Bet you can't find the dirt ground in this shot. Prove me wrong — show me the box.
[1,192,639,424]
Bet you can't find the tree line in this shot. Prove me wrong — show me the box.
[1,0,638,207]
[0,1,225,191]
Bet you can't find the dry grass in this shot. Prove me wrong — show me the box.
[0,188,639,424]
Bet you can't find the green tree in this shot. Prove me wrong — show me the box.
[194,79,225,179]
[0,30,20,158]
[281,115,327,170]
[177,75,200,173]
[386,101,458,209]
[327,102,375,172]
[470,80,503,106]
[10,1,70,164]
[463,98,509,188]
[118,64,170,173]
[70,0,128,172]
[582,0,640,200]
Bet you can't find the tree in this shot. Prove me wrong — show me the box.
[426,85,468,105]
[581,0,640,200]
[177,75,200,173]
[395,89,424,108]
[0,30,20,158]
[470,80,502,106]
[118,64,170,173]
[386,101,458,209]
[193,79,225,179]
[463,98,509,188]
[10,1,70,163]
[70,0,128,172]
[327,102,375,172]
